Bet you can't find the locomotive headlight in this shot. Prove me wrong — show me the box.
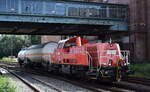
[105,71,109,75]
[108,60,112,66]
[124,63,127,66]
[124,62,130,66]
[104,70,113,75]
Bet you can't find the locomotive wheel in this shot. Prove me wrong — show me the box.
[24,58,32,69]
[116,61,122,82]
[116,67,122,82]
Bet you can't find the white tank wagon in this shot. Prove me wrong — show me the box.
[17,42,58,67]
[18,48,27,64]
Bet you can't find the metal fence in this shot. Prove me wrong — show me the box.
[0,0,128,20]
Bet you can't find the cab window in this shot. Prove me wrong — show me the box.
[58,43,64,49]
[64,41,76,48]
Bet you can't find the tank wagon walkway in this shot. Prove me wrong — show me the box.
[0,0,128,35]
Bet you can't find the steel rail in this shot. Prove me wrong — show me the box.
[0,67,40,92]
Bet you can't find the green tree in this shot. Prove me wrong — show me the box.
[0,35,41,58]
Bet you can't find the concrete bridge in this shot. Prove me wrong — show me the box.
[0,0,128,35]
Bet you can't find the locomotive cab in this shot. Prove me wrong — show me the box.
[57,37,88,53]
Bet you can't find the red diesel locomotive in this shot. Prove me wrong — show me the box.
[18,37,131,81]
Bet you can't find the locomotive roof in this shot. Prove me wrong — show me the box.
[58,37,88,44]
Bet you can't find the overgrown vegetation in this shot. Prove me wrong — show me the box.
[0,76,16,92]
[130,63,150,78]
[0,57,17,62]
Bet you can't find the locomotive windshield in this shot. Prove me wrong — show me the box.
[58,43,64,49]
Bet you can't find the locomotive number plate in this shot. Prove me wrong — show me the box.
[107,50,117,54]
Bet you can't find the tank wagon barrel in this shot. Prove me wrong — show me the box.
[18,42,58,67]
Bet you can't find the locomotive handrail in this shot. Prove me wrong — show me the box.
[85,51,93,71]
[95,50,130,67]
[121,50,130,65]
[97,51,102,72]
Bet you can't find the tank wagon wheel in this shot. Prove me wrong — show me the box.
[45,62,50,72]
[23,58,32,69]
[19,62,23,67]
[41,61,50,72]
[18,59,23,67]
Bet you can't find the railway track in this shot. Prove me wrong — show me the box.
[0,62,142,92]
[15,69,135,92]
[0,67,63,92]
[127,76,150,86]
[0,62,132,92]
[11,68,106,92]
[5,66,134,92]
[0,67,39,92]
[14,71,63,92]
[1,65,95,92]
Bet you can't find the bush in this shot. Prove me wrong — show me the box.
[0,76,16,92]
[130,63,150,78]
